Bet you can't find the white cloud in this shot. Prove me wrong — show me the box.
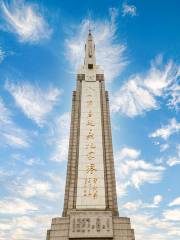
[0,47,5,63]
[25,158,42,166]
[167,144,180,166]
[169,197,180,207]
[6,170,65,202]
[0,198,38,215]
[153,195,163,205]
[123,200,142,211]
[0,97,11,124]
[0,173,65,238]
[167,228,180,237]
[111,77,158,117]
[119,197,180,238]
[17,178,58,200]
[116,147,140,160]
[121,159,163,176]
[50,112,70,162]
[5,81,62,126]
[167,157,180,167]
[149,118,180,140]
[0,0,52,43]
[122,3,137,17]
[160,143,169,152]
[163,209,180,221]
[66,8,127,82]
[3,132,28,148]
[129,213,180,240]
[116,147,165,193]
[111,56,179,117]
[0,214,55,240]
[0,169,13,178]
[0,97,29,148]
[144,58,177,96]
[131,170,163,189]
[116,181,130,197]
[12,216,37,230]
[0,221,12,231]
[122,195,163,212]
[167,81,180,111]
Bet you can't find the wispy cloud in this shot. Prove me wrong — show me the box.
[163,209,180,221]
[0,47,5,63]
[0,97,11,124]
[167,157,180,167]
[16,178,59,201]
[111,76,157,117]
[122,195,163,212]
[0,167,66,239]
[149,118,180,140]
[0,0,52,43]
[167,80,180,111]
[129,212,180,240]
[111,56,179,117]
[130,170,164,189]
[0,214,54,240]
[0,168,65,239]
[65,8,127,82]
[160,143,170,152]
[122,3,137,17]
[115,147,165,195]
[119,193,180,239]
[167,144,180,166]
[143,57,178,96]
[0,97,29,148]
[153,194,163,205]
[116,147,140,160]
[3,132,28,147]
[0,198,38,215]
[49,112,70,162]
[5,81,62,126]
[169,197,180,207]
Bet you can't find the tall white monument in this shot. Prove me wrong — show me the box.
[46,31,135,240]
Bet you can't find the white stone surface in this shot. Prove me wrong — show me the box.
[76,80,106,209]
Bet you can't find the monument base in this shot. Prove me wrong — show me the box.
[46,211,135,240]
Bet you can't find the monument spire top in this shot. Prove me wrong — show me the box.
[88,19,91,35]
[84,29,96,69]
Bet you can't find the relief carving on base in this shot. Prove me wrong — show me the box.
[69,211,113,238]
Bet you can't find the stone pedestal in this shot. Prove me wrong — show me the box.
[46,217,69,240]
[46,211,135,240]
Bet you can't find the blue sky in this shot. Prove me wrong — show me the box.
[0,0,180,239]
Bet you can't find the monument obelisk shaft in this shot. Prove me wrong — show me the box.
[46,32,135,240]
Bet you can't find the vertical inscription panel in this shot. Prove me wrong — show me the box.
[76,80,106,209]
[69,211,113,238]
